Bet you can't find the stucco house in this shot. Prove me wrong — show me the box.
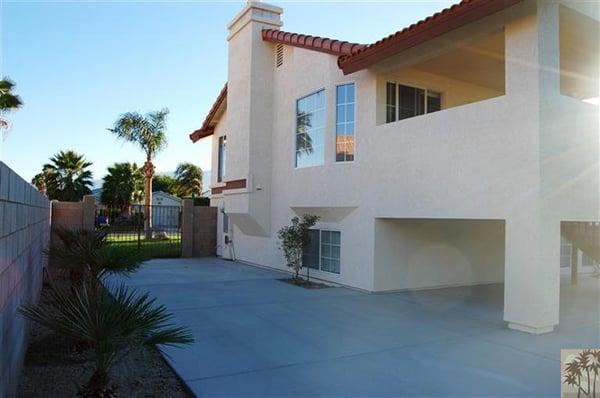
[190,0,599,334]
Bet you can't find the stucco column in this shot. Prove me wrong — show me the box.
[181,199,194,258]
[504,216,560,334]
[502,3,561,334]
[570,245,579,285]
[82,195,96,231]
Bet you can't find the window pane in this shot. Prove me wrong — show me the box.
[386,82,396,123]
[346,122,354,134]
[217,136,226,183]
[302,229,320,270]
[346,104,355,122]
[337,105,346,123]
[331,231,340,244]
[416,88,425,116]
[336,85,345,104]
[336,83,356,163]
[427,91,441,113]
[346,84,355,102]
[296,90,325,168]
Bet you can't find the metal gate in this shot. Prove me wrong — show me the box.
[95,204,182,258]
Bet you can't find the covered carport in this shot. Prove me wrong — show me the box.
[373,218,506,292]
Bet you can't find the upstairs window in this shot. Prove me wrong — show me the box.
[386,82,442,123]
[336,83,355,162]
[217,135,226,183]
[296,90,325,168]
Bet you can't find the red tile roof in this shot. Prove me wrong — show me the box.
[338,0,523,74]
[189,84,227,143]
[262,29,365,56]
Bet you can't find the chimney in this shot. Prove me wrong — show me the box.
[223,1,282,237]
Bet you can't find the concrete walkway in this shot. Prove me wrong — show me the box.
[110,257,600,397]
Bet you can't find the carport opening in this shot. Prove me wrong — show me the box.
[374,218,506,292]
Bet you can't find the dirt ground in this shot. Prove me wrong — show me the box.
[17,275,193,398]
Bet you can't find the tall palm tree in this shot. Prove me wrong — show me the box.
[43,150,93,201]
[0,78,23,135]
[108,109,168,238]
[100,162,143,211]
[175,162,203,198]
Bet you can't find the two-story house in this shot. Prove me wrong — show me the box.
[190,0,600,334]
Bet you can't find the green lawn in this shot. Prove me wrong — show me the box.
[107,238,181,259]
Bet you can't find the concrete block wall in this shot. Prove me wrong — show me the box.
[0,161,51,398]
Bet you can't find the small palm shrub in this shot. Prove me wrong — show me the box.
[47,227,144,285]
[20,283,194,395]
[277,214,319,280]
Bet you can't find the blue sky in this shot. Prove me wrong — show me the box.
[1,0,455,184]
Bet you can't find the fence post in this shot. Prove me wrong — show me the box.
[82,195,96,231]
[181,199,194,258]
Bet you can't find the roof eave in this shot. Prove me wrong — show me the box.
[339,0,524,75]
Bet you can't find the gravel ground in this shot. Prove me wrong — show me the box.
[17,276,194,398]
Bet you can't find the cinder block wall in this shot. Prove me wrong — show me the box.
[0,161,51,397]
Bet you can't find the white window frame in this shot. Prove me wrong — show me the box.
[335,82,356,163]
[294,88,326,169]
[217,135,226,183]
[385,81,443,123]
[303,229,341,274]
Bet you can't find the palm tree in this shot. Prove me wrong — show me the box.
[31,172,47,196]
[108,109,169,238]
[43,150,93,201]
[20,283,193,395]
[46,227,144,286]
[0,77,23,135]
[175,162,203,198]
[100,162,143,212]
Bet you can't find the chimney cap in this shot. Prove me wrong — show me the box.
[227,1,283,32]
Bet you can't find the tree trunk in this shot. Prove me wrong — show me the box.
[82,369,111,397]
[143,160,155,240]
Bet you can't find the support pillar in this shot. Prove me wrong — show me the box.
[571,245,579,285]
[82,195,96,231]
[504,217,560,334]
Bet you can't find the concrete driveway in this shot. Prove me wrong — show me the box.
[111,257,600,397]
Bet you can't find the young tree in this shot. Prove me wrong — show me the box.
[108,109,168,238]
[277,214,319,280]
[100,162,143,211]
[175,162,203,198]
[42,150,93,201]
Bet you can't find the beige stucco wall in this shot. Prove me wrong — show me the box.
[207,0,600,332]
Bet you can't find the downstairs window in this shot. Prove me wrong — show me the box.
[302,230,341,274]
